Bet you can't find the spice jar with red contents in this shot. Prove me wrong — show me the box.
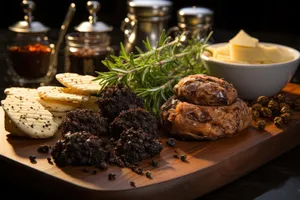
[64,1,114,76]
[6,0,56,86]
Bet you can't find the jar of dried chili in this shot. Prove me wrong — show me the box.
[64,1,114,76]
[6,0,56,86]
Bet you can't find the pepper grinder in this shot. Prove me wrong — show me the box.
[64,1,114,76]
[6,0,56,86]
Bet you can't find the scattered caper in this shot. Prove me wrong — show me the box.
[252,110,260,120]
[268,100,279,112]
[281,112,292,124]
[260,107,272,118]
[252,103,263,111]
[256,120,267,130]
[274,117,283,128]
[257,96,270,106]
[280,106,291,114]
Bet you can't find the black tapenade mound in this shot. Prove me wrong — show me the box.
[96,84,144,122]
[115,128,163,164]
[59,109,108,137]
[110,108,158,138]
[51,132,110,167]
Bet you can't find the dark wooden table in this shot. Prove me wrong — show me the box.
[0,28,300,200]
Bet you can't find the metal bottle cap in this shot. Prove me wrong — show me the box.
[74,1,113,33]
[177,6,213,29]
[9,0,49,33]
[128,0,172,20]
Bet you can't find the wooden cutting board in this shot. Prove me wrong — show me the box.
[1,83,300,200]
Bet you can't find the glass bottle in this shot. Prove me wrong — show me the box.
[6,0,56,86]
[64,1,114,76]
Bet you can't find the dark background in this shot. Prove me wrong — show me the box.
[1,0,300,40]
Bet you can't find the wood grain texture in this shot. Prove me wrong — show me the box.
[1,83,300,200]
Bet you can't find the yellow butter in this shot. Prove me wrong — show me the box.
[229,30,258,48]
[210,30,294,64]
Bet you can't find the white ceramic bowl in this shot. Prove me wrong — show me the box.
[201,42,300,100]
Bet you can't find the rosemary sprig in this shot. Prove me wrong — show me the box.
[95,30,211,114]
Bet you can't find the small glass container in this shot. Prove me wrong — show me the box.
[6,0,56,86]
[169,6,214,43]
[64,1,113,76]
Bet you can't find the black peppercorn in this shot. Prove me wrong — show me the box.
[150,160,158,167]
[130,181,136,187]
[37,144,51,153]
[276,94,286,103]
[252,110,260,120]
[274,117,283,128]
[257,96,270,106]
[260,107,272,118]
[146,171,152,179]
[279,102,290,109]
[47,157,53,165]
[166,138,177,147]
[256,120,267,130]
[281,112,292,124]
[29,155,37,164]
[180,154,187,162]
[251,103,263,111]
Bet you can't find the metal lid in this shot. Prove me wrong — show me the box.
[74,1,113,33]
[9,0,49,33]
[177,6,213,29]
[128,0,173,18]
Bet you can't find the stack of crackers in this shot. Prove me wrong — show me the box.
[1,73,102,139]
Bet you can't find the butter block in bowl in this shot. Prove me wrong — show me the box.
[201,30,300,100]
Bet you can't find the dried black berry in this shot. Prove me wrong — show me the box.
[166,138,177,147]
[146,171,152,179]
[274,117,283,128]
[251,103,263,111]
[132,167,143,175]
[47,157,53,165]
[130,181,136,187]
[260,107,272,118]
[150,160,158,167]
[108,173,116,180]
[37,144,51,153]
[29,155,37,163]
[276,94,286,103]
[256,120,267,130]
[180,154,187,162]
[281,112,292,124]
[257,96,269,106]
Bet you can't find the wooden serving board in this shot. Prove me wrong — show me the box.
[1,83,300,200]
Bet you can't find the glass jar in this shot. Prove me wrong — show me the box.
[6,0,56,86]
[64,32,114,76]
[6,32,56,85]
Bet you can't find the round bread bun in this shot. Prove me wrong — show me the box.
[173,74,238,106]
[160,96,251,140]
